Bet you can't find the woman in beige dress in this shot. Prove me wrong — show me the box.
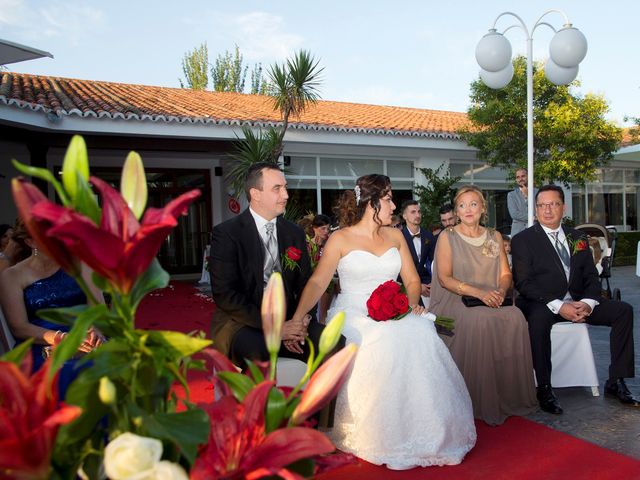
[429,185,537,425]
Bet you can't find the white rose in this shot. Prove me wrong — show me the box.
[103,432,163,479]
[151,461,189,480]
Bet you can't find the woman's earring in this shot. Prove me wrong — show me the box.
[33,247,39,257]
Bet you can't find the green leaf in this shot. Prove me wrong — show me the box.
[147,330,212,358]
[0,339,32,364]
[142,409,210,465]
[72,173,101,224]
[217,371,255,402]
[129,258,170,309]
[11,159,70,205]
[36,305,88,327]
[50,304,109,377]
[245,359,265,384]
[264,386,286,433]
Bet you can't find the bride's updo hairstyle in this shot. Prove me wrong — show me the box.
[335,174,392,227]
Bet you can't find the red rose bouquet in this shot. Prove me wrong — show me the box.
[366,280,411,321]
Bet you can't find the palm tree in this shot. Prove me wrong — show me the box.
[267,50,323,160]
[225,126,281,198]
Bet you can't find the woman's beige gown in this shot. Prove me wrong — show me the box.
[430,228,537,425]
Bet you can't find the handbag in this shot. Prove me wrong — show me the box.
[461,295,513,307]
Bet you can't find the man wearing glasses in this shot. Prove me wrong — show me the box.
[511,185,638,414]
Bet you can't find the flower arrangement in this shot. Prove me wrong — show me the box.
[366,280,410,321]
[0,135,357,479]
[282,246,302,271]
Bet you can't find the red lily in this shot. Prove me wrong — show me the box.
[191,381,334,480]
[0,356,82,480]
[31,177,200,294]
[11,178,80,276]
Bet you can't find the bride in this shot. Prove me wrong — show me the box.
[290,174,476,469]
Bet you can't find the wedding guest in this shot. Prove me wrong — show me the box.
[0,223,27,272]
[439,204,457,229]
[512,185,639,414]
[210,162,332,367]
[289,174,476,469]
[389,214,402,228]
[303,214,334,323]
[507,168,536,237]
[399,200,435,306]
[429,185,537,425]
[503,234,512,269]
[0,220,104,396]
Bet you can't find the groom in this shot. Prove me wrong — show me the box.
[210,162,326,367]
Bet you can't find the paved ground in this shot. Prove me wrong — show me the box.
[526,265,640,459]
[196,265,640,459]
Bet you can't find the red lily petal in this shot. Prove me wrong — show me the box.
[90,176,140,241]
[246,467,305,480]
[42,404,82,429]
[243,427,334,472]
[141,189,201,225]
[200,348,239,398]
[241,381,275,432]
[12,179,80,275]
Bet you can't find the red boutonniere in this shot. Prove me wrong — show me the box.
[567,235,589,255]
[366,280,410,321]
[282,246,302,271]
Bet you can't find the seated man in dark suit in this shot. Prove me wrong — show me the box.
[210,162,330,367]
[512,185,638,414]
[399,200,436,306]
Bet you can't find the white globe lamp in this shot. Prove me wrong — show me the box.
[549,26,588,68]
[544,58,579,85]
[479,62,514,89]
[475,30,512,72]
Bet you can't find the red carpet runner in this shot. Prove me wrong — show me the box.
[136,282,640,479]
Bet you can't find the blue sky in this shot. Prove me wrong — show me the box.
[1,0,638,126]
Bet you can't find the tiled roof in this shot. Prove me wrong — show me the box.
[0,72,470,140]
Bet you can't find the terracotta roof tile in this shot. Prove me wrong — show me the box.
[622,127,639,147]
[0,72,470,139]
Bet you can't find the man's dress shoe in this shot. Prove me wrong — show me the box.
[537,384,563,414]
[604,378,640,406]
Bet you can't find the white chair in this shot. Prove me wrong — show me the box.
[0,307,16,355]
[276,357,307,388]
[550,322,599,396]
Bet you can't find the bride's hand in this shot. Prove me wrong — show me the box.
[411,304,426,315]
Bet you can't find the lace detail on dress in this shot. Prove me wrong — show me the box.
[326,248,476,468]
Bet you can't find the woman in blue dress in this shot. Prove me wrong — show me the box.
[0,220,104,397]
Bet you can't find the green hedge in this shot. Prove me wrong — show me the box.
[612,232,640,266]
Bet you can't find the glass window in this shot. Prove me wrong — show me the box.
[289,156,316,176]
[626,169,640,184]
[449,162,472,182]
[319,158,383,177]
[287,178,317,189]
[321,179,357,190]
[472,164,509,182]
[386,160,413,178]
[588,185,624,226]
[571,187,586,225]
[600,168,623,183]
[625,186,639,231]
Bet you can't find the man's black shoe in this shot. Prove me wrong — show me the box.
[604,378,640,406]
[536,384,563,414]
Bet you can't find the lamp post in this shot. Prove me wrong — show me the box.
[474,10,587,227]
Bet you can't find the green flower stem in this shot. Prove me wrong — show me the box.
[269,351,278,381]
[286,338,326,401]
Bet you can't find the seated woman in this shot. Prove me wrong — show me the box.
[0,220,104,396]
[429,185,537,425]
[0,223,29,273]
[302,214,334,323]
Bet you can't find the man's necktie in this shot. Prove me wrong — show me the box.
[263,222,279,285]
[550,231,571,269]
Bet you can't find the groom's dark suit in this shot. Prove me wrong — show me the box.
[511,223,635,386]
[210,209,324,365]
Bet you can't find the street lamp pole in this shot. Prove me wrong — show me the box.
[475,10,587,227]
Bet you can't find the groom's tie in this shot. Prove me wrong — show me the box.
[263,222,279,285]
[550,231,571,269]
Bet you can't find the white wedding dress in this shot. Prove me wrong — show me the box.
[326,247,476,469]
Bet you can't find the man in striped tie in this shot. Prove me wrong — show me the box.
[512,185,638,414]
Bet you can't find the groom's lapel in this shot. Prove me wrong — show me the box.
[239,209,264,288]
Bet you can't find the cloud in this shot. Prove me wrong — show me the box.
[233,12,304,60]
[0,0,28,26]
[38,2,105,45]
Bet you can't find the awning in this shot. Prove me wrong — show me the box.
[0,38,53,65]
